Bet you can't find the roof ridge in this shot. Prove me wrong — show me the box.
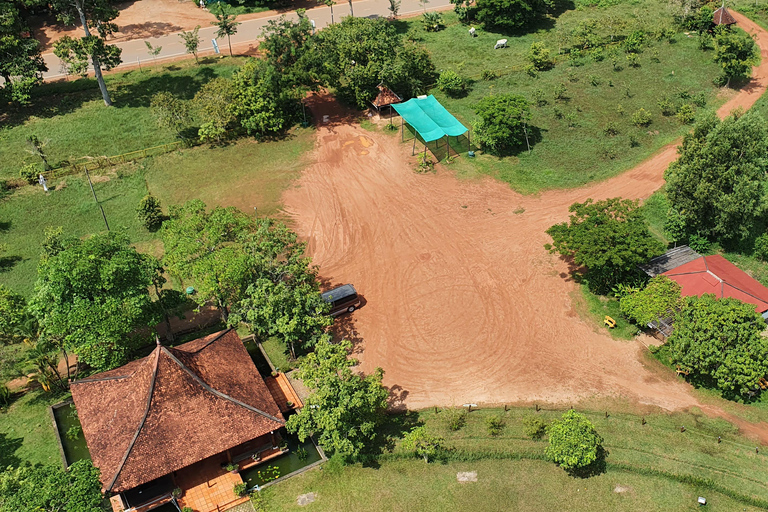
[722,281,768,306]
[105,347,162,493]
[160,346,285,426]
[174,328,232,355]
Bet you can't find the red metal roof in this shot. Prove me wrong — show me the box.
[662,255,768,313]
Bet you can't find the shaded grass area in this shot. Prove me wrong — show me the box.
[262,337,296,372]
[571,286,638,340]
[0,389,69,467]
[264,406,768,511]
[0,56,246,180]
[404,7,724,193]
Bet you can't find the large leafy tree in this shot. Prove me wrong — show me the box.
[714,27,758,87]
[667,294,768,397]
[619,275,684,326]
[664,110,768,247]
[402,426,444,463]
[545,198,665,294]
[161,200,253,323]
[229,219,330,358]
[0,460,104,512]
[260,16,316,89]
[0,0,47,105]
[51,0,122,106]
[476,0,553,32]
[29,231,157,371]
[473,94,532,155]
[286,338,389,461]
[546,410,603,471]
[230,58,297,137]
[193,77,235,143]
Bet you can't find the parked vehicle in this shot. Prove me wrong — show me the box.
[321,284,361,317]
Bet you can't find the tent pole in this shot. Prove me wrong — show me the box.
[412,136,416,155]
[401,117,404,142]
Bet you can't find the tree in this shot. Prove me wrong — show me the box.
[229,219,331,358]
[545,198,665,294]
[286,339,389,460]
[0,0,47,105]
[546,410,604,471]
[230,59,296,137]
[193,77,235,143]
[619,276,684,326]
[51,0,122,106]
[527,41,553,71]
[664,110,768,246]
[318,0,335,24]
[667,295,768,397]
[161,200,253,322]
[260,16,316,89]
[0,285,27,345]
[145,41,162,61]
[473,94,531,155]
[714,27,758,86]
[449,0,474,23]
[150,91,191,138]
[402,426,444,462]
[476,0,553,32]
[179,25,201,63]
[29,231,157,371]
[388,0,401,17]
[212,6,240,57]
[0,460,104,512]
[136,194,163,231]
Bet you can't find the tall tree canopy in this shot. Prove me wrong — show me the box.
[714,27,758,86]
[51,0,122,106]
[0,460,104,512]
[230,58,297,137]
[667,294,768,398]
[286,338,389,460]
[29,231,157,371]
[545,198,665,293]
[473,94,532,155]
[476,0,554,32]
[619,275,684,326]
[664,110,768,247]
[546,410,604,471]
[0,0,47,104]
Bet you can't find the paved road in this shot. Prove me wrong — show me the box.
[41,0,453,79]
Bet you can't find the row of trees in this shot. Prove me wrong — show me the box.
[0,460,104,512]
[0,0,47,104]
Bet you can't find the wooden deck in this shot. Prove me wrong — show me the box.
[265,373,303,413]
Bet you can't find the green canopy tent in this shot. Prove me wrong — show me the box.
[392,95,469,158]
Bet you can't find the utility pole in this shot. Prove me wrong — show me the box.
[84,167,110,231]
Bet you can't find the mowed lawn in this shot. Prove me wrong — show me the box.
[405,4,727,193]
[264,407,768,511]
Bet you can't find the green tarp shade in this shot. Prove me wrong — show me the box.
[392,95,468,143]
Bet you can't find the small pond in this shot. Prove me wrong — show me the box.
[144,503,178,512]
[240,434,322,489]
[242,338,273,377]
[52,401,91,465]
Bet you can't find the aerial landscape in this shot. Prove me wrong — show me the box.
[3,0,768,510]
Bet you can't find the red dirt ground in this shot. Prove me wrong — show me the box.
[282,11,768,439]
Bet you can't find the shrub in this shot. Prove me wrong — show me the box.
[546,410,603,470]
[676,104,695,124]
[754,233,768,261]
[589,75,600,86]
[624,30,645,53]
[565,112,578,128]
[416,153,435,173]
[296,446,309,461]
[473,94,532,154]
[631,108,652,127]
[603,122,619,136]
[567,70,578,82]
[532,89,547,107]
[0,180,9,200]
[590,47,604,62]
[422,11,444,32]
[522,415,548,440]
[486,415,505,436]
[65,425,82,441]
[650,48,660,63]
[616,104,624,116]
[527,42,553,71]
[626,53,640,67]
[0,384,10,406]
[481,69,498,80]
[658,97,676,116]
[19,163,38,185]
[552,107,563,119]
[446,407,468,431]
[553,82,568,101]
[525,64,538,78]
[692,92,707,107]
[233,482,248,497]
[181,508,194,512]
[436,70,468,97]
[687,233,711,253]
[136,194,164,231]
[629,135,640,147]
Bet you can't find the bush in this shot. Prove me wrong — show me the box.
[676,104,695,124]
[481,69,498,80]
[624,30,645,53]
[546,410,603,470]
[626,53,640,67]
[658,97,676,116]
[19,163,38,185]
[181,508,194,512]
[602,122,619,136]
[0,384,10,406]
[553,82,568,101]
[65,425,82,441]
[473,94,532,155]
[233,482,248,497]
[522,415,548,440]
[589,75,600,86]
[485,415,505,436]
[754,233,768,261]
[436,70,468,97]
[446,407,468,431]
[631,108,652,127]
[422,11,444,32]
[527,42,553,71]
[136,194,164,231]
[532,89,547,106]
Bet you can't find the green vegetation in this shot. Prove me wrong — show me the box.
[0,390,66,466]
[261,337,295,372]
[401,6,724,193]
[619,276,683,326]
[263,406,768,511]
[546,409,604,471]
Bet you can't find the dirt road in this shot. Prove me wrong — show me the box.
[282,14,768,426]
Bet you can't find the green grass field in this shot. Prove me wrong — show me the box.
[262,406,768,511]
[0,389,68,468]
[405,5,726,193]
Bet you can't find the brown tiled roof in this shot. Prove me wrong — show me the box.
[713,6,737,25]
[372,84,402,108]
[71,329,284,494]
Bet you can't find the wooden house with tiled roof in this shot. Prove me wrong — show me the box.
[713,4,737,26]
[71,329,287,512]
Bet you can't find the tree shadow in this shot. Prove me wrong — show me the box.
[118,22,183,40]
[564,446,608,478]
[359,408,422,467]
[1,80,99,129]
[331,305,366,357]
[0,432,23,468]
[113,66,217,108]
[0,255,22,273]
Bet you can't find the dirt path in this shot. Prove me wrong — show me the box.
[282,16,768,437]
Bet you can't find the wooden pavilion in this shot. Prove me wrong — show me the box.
[370,83,402,120]
[713,3,737,26]
[71,329,288,512]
